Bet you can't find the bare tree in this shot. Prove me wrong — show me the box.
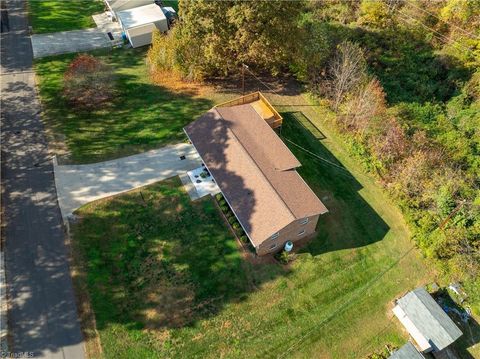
[329,41,367,110]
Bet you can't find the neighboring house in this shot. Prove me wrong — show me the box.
[393,288,463,353]
[104,0,153,16]
[184,92,328,255]
[389,342,425,359]
[117,4,168,48]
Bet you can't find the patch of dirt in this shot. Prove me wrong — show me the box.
[150,70,215,98]
[141,285,196,329]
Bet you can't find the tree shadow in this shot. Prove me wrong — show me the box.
[68,108,287,336]
[346,25,470,105]
[34,48,214,164]
[280,111,390,256]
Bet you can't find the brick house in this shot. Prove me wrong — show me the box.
[184,92,328,255]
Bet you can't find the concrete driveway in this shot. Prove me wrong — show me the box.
[31,28,112,58]
[54,143,202,218]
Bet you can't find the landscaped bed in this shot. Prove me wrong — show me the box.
[34,48,214,163]
[71,117,432,358]
[28,0,104,34]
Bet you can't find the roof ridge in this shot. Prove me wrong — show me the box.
[214,108,297,222]
[414,289,457,336]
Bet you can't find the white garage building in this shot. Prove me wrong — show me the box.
[392,288,462,353]
[104,0,153,14]
[117,4,168,48]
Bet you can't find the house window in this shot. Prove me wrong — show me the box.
[298,230,306,236]
[300,218,309,225]
[270,232,279,240]
[269,243,277,250]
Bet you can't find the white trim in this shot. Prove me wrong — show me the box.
[393,305,432,352]
[300,217,309,225]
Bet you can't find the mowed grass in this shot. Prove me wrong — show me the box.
[34,48,213,163]
[71,116,432,358]
[28,0,104,33]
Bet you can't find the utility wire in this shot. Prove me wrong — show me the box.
[404,0,480,40]
[243,66,282,97]
[282,137,352,174]
[278,245,417,358]
[395,9,476,55]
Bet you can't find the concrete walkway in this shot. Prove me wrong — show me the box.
[1,0,85,357]
[31,28,113,58]
[54,144,202,218]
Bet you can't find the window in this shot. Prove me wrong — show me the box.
[298,230,306,236]
[300,218,309,225]
[269,243,277,250]
[270,232,279,240]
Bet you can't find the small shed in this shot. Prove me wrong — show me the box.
[392,288,462,353]
[389,342,424,359]
[117,4,168,48]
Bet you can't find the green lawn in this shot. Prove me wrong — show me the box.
[162,0,179,12]
[35,49,213,163]
[71,114,433,358]
[28,0,104,34]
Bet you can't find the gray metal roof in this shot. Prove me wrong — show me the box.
[396,288,462,351]
[389,342,424,359]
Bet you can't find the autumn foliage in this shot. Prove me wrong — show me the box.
[63,54,115,109]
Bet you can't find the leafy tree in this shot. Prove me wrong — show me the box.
[150,0,304,79]
[358,0,392,29]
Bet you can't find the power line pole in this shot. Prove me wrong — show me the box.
[241,63,248,96]
[439,200,467,230]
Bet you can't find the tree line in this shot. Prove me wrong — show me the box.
[148,0,480,312]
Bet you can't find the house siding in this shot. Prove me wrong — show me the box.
[256,214,320,255]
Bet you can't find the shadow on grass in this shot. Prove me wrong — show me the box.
[280,111,390,256]
[35,48,214,164]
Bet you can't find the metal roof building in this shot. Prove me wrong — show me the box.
[117,4,168,48]
[393,288,462,352]
[389,342,424,359]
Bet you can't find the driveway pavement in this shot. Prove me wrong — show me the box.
[54,144,202,218]
[1,0,84,358]
[31,28,112,58]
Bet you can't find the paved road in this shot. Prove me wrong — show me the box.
[1,1,84,358]
[54,143,202,218]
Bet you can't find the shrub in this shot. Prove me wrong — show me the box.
[215,193,224,201]
[63,54,115,109]
[220,205,229,213]
[232,222,241,230]
[275,250,292,265]
[219,199,227,207]
[228,216,237,225]
[239,235,248,244]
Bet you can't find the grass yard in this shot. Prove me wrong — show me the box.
[28,0,104,34]
[71,112,434,358]
[35,48,213,163]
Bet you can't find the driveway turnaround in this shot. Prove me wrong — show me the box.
[54,144,202,218]
[1,0,84,358]
[31,28,112,58]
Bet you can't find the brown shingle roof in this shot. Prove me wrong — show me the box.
[184,102,328,247]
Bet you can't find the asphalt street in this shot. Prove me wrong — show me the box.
[1,0,85,357]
